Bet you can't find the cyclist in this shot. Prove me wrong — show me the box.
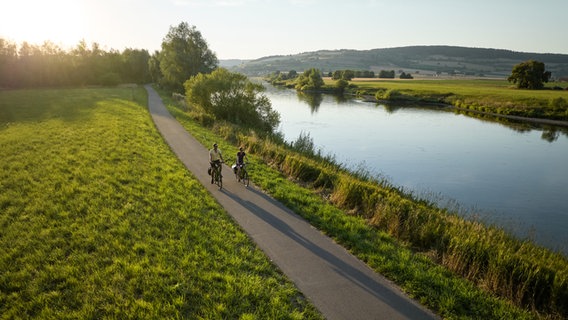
[235,147,247,179]
[209,143,224,184]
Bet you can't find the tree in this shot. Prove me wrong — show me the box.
[378,70,395,78]
[508,60,551,89]
[295,68,324,91]
[184,68,280,133]
[335,79,349,93]
[331,70,342,80]
[121,48,151,84]
[288,70,298,79]
[159,22,218,92]
[342,70,355,81]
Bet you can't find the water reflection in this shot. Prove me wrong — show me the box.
[265,85,568,254]
[296,92,324,112]
[453,109,568,143]
[295,90,568,143]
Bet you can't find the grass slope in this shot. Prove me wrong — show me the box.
[0,87,322,319]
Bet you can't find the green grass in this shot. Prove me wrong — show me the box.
[160,87,568,319]
[0,87,322,319]
[324,78,568,121]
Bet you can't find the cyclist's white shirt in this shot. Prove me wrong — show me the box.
[210,148,222,161]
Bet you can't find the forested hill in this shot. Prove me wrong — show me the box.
[222,45,568,78]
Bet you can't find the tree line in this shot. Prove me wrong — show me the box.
[0,39,151,88]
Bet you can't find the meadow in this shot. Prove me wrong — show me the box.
[329,78,568,121]
[161,86,568,319]
[0,87,322,319]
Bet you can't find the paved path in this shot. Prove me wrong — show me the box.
[146,85,438,320]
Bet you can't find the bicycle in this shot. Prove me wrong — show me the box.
[210,161,223,189]
[234,162,249,187]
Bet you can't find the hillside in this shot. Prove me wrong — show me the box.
[223,45,568,79]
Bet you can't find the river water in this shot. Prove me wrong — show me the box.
[263,84,568,255]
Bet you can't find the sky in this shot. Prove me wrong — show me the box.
[2,0,567,60]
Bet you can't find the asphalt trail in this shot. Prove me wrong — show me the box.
[146,85,438,320]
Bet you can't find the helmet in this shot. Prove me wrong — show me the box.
[239,147,243,151]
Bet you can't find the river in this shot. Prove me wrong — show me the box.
[263,84,568,255]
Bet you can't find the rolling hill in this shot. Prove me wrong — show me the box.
[222,45,568,79]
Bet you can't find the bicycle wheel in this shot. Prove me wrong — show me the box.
[242,170,249,187]
[217,170,223,189]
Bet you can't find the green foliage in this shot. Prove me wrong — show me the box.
[335,79,349,93]
[295,68,324,91]
[184,68,280,133]
[0,38,151,88]
[0,87,322,319]
[331,70,374,80]
[158,22,218,92]
[508,60,552,89]
[290,131,315,155]
[549,97,567,110]
[120,48,151,84]
[99,72,122,86]
[378,70,395,78]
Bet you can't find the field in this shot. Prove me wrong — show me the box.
[0,87,321,319]
[327,78,568,121]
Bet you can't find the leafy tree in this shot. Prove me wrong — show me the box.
[159,22,218,92]
[0,38,152,88]
[400,72,413,79]
[288,70,298,79]
[121,48,151,84]
[331,70,342,80]
[295,68,324,91]
[378,70,395,78]
[148,51,162,84]
[508,60,551,89]
[342,70,355,81]
[0,38,18,87]
[335,78,349,93]
[184,68,280,133]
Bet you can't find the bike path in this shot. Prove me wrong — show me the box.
[145,85,438,320]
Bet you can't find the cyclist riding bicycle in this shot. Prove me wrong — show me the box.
[209,143,224,184]
[234,147,247,177]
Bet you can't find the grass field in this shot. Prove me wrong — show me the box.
[0,87,322,319]
[324,78,568,121]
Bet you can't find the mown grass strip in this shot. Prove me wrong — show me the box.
[158,88,552,319]
[0,87,322,319]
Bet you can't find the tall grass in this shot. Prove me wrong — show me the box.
[162,87,567,319]
[0,87,322,319]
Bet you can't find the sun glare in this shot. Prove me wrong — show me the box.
[2,0,85,48]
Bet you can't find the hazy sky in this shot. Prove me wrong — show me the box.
[2,0,567,59]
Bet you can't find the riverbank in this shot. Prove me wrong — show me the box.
[341,78,568,123]
[265,76,568,124]
[357,93,568,127]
